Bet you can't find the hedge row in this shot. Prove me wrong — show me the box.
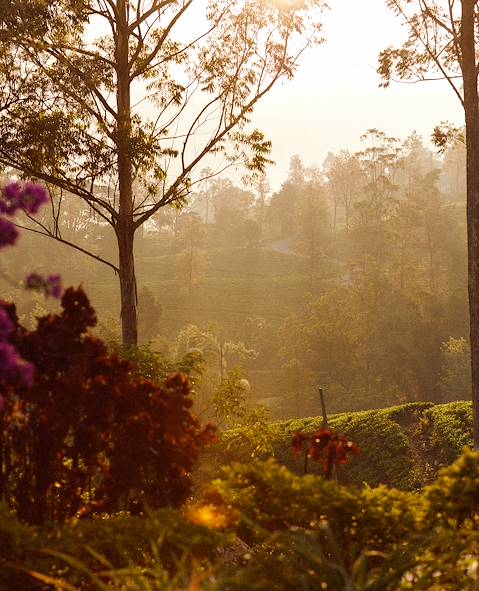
[199,400,474,490]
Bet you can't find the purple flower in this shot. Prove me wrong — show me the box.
[47,274,63,299]
[25,272,63,299]
[0,341,34,387]
[21,182,49,215]
[25,272,43,291]
[0,217,19,248]
[0,309,13,341]
[0,182,49,216]
[0,183,22,215]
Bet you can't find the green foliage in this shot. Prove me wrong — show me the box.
[423,448,479,526]
[111,341,203,387]
[0,505,227,591]
[420,401,473,466]
[213,369,269,432]
[206,452,479,590]
[209,459,417,551]
[5,450,479,590]
[0,503,44,591]
[198,401,474,491]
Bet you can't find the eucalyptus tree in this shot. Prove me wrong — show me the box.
[324,151,366,230]
[0,0,325,346]
[378,0,479,445]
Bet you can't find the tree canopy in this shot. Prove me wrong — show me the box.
[0,0,326,345]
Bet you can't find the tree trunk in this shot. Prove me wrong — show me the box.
[115,0,138,347]
[117,221,137,346]
[461,0,479,448]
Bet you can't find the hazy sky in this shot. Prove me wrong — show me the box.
[254,0,462,190]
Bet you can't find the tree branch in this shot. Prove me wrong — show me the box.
[14,222,119,274]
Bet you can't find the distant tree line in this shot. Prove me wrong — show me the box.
[2,128,470,418]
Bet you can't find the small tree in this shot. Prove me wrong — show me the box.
[0,0,326,346]
[0,287,216,524]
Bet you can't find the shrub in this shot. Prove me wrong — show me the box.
[240,406,420,489]
[5,450,479,590]
[204,452,479,590]
[420,401,473,466]
[0,288,216,524]
[423,447,479,526]
[0,504,227,591]
[199,401,476,490]
[208,459,418,556]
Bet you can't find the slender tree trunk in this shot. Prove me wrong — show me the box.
[426,222,435,293]
[344,200,350,230]
[116,0,138,347]
[461,0,479,448]
[117,221,137,346]
[188,242,194,297]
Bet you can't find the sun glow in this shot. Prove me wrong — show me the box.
[186,504,236,529]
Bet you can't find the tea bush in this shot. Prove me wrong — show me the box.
[198,401,473,490]
[209,459,419,555]
[204,451,479,590]
[420,401,473,465]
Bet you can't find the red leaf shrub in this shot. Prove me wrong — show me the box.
[0,287,216,524]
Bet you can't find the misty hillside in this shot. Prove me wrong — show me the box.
[2,134,471,420]
[2,1,479,589]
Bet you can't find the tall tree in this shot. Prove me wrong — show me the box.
[378,0,479,445]
[268,154,307,239]
[324,150,366,229]
[295,179,329,288]
[0,0,325,346]
[175,211,207,296]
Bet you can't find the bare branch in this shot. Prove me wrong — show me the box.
[14,222,119,274]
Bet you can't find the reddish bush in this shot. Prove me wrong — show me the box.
[0,287,216,524]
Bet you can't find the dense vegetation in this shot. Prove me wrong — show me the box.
[199,400,473,491]
[2,448,479,590]
[1,104,474,591]
[0,287,216,524]
[1,2,478,590]
[3,131,471,421]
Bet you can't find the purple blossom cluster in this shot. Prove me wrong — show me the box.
[0,307,34,410]
[0,217,19,249]
[0,182,49,249]
[0,181,54,409]
[0,342,34,389]
[0,182,49,216]
[25,273,63,299]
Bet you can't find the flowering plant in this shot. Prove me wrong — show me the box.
[292,429,360,478]
[0,182,215,523]
[0,182,49,247]
[0,182,63,398]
